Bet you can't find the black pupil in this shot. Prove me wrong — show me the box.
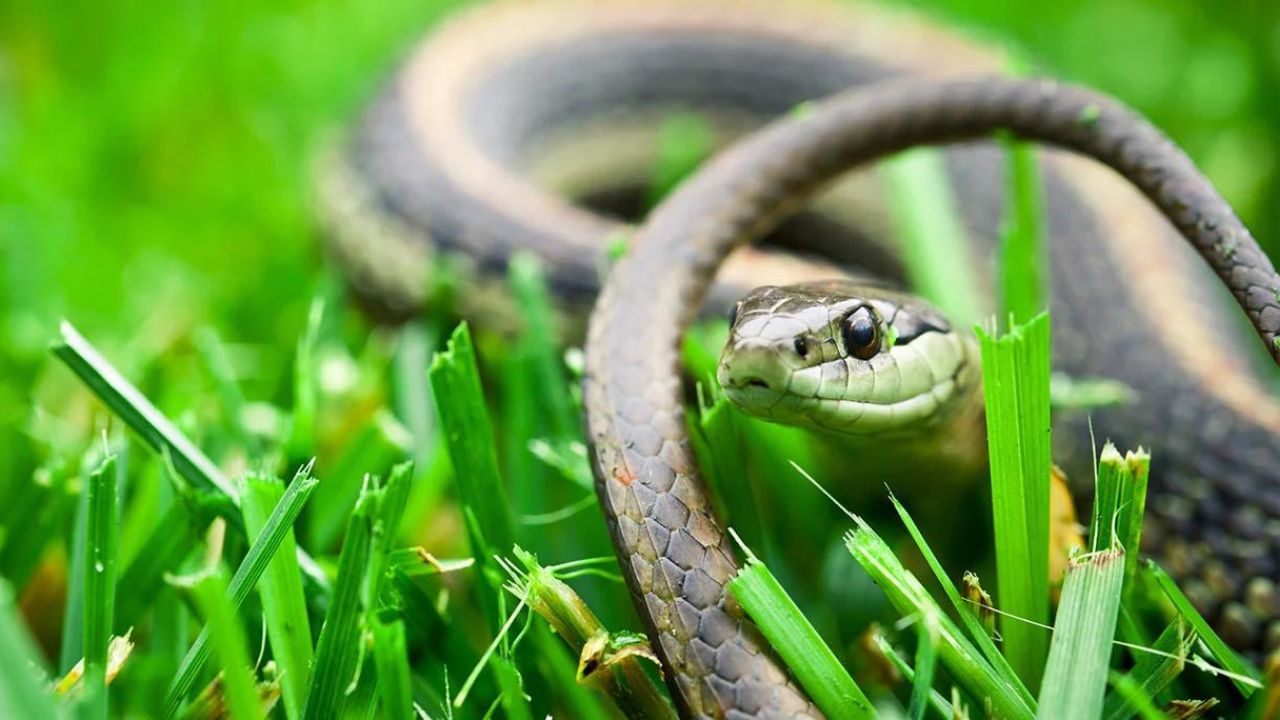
[849,317,875,347]
[728,303,740,327]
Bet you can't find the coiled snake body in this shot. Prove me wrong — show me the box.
[320,2,1280,716]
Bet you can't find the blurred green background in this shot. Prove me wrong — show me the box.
[0,0,1276,711]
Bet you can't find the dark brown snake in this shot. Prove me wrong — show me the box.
[318,1,1280,716]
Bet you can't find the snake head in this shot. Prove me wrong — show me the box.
[717,281,978,435]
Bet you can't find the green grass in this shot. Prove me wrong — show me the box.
[976,313,1053,691]
[3,2,1278,718]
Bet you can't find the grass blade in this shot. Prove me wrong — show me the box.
[165,464,320,716]
[0,581,58,720]
[1146,561,1261,695]
[1102,621,1194,720]
[83,452,119,718]
[845,520,1034,719]
[998,136,1047,325]
[727,533,875,718]
[241,472,314,720]
[52,321,237,500]
[51,322,328,590]
[976,313,1052,689]
[881,147,983,325]
[188,568,260,720]
[1036,549,1125,719]
[429,322,515,628]
[372,618,413,719]
[886,491,1034,707]
[871,634,956,718]
[302,481,378,720]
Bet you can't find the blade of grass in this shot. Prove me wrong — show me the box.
[907,619,938,720]
[508,253,578,441]
[1036,548,1125,720]
[1105,672,1166,720]
[1090,444,1126,553]
[53,321,236,499]
[302,479,379,720]
[241,472,314,720]
[193,327,252,452]
[871,634,955,719]
[845,519,1034,719]
[0,581,58,720]
[372,618,413,719]
[883,490,1033,707]
[1117,450,1150,591]
[727,532,875,719]
[187,568,260,720]
[976,312,1052,690]
[83,451,119,718]
[1145,561,1261,695]
[52,322,329,590]
[1102,621,1194,720]
[165,464,320,716]
[881,148,983,325]
[288,295,324,460]
[116,488,218,629]
[997,135,1047,325]
[429,322,515,627]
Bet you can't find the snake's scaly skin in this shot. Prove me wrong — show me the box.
[324,2,1280,716]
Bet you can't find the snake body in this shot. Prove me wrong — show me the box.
[321,2,1280,716]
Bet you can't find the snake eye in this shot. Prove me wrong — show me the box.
[793,336,809,358]
[841,306,880,360]
[728,302,741,327]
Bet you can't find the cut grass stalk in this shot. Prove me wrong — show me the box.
[83,451,120,718]
[240,472,313,720]
[0,581,58,720]
[187,568,260,720]
[165,464,319,716]
[881,148,983,325]
[1036,548,1125,719]
[1145,561,1262,695]
[728,532,875,718]
[976,312,1052,690]
[498,548,674,720]
[844,518,1034,719]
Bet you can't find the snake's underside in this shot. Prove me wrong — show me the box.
[321,1,1280,717]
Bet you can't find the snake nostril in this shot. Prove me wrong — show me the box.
[744,377,770,390]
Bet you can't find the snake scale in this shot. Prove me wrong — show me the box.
[318,1,1280,717]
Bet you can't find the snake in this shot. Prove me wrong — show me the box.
[317,1,1280,716]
